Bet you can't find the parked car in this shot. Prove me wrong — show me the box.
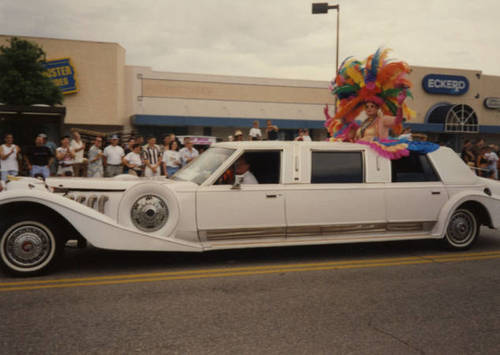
[1,141,499,276]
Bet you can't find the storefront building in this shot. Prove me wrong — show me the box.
[2,34,500,150]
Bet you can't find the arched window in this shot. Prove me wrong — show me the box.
[444,104,478,133]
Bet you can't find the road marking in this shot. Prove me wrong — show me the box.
[1,250,500,292]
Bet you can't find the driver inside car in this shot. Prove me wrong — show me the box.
[234,156,258,184]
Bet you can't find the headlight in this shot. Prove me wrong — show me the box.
[130,194,169,232]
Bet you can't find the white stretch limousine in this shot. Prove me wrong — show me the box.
[1,141,500,276]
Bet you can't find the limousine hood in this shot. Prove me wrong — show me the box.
[4,175,196,193]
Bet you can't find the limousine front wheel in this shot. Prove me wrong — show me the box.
[443,209,479,250]
[0,217,63,277]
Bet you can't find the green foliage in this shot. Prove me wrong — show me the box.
[0,37,63,106]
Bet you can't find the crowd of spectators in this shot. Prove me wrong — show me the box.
[461,138,499,179]
[0,131,199,181]
[3,127,499,182]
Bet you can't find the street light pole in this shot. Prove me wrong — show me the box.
[312,3,340,73]
[312,3,340,116]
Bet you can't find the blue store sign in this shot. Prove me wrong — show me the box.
[44,58,78,94]
[422,74,469,95]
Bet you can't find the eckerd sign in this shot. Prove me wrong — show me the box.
[422,74,469,95]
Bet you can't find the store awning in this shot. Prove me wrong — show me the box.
[131,114,325,129]
[0,104,66,118]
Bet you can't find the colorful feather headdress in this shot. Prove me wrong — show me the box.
[326,48,415,137]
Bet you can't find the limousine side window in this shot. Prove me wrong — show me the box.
[215,150,282,185]
[391,152,440,182]
[311,151,364,183]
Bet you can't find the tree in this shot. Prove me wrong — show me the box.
[0,37,63,106]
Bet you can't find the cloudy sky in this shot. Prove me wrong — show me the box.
[1,0,498,81]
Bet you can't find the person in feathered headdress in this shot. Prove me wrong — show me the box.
[324,48,436,159]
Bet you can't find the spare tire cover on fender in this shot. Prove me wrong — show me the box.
[117,182,180,237]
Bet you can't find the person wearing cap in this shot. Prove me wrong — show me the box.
[24,135,54,179]
[179,137,199,167]
[234,130,244,141]
[103,135,124,177]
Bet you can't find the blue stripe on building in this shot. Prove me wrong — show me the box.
[132,114,500,134]
[132,115,326,129]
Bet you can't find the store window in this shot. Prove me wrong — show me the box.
[444,104,478,133]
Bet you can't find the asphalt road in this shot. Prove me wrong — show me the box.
[1,229,500,354]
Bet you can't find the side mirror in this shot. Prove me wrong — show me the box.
[231,175,244,190]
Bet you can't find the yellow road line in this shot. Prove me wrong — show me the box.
[1,252,500,292]
[2,250,500,287]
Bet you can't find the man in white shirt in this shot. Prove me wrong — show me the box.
[302,129,312,142]
[179,138,199,166]
[235,156,258,184]
[70,131,86,177]
[123,144,144,176]
[0,133,20,181]
[103,135,125,177]
[486,145,499,179]
[56,136,75,176]
[248,121,262,141]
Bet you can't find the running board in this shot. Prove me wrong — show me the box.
[204,232,439,251]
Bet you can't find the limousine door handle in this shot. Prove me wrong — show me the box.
[266,193,281,198]
[431,191,441,195]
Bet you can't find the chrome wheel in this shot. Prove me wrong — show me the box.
[1,221,56,273]
[445,209,478,249]
[130,194,169,232]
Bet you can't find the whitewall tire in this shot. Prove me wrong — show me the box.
[0,218,63,276]
[443,209,479,250]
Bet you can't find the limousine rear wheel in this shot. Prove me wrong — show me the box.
[443,209,479,250]
[0,216,63,277]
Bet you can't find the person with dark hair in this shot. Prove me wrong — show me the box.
[476,146,490,177]
[135,135,145,147]
[143,136,161,177]
[265,120,279,140]
[0,133,20,181]
[461,140,475,168]
[25,135,53,179]
[123,144,144,176]
[162,140,181,177]
[303,129,312,142]
[161,135,172,154]
[294,129,305,141]
[87,136,104,177]
[56,136,75,176]
[235,156,258,184]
